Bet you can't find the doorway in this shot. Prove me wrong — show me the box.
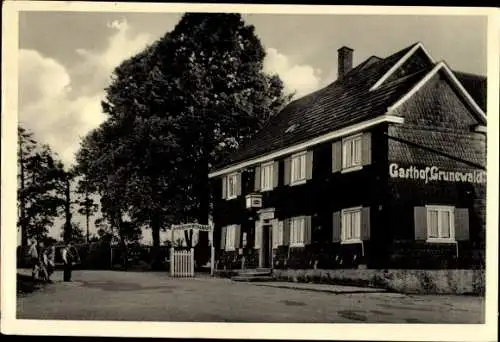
[262,223,272,268]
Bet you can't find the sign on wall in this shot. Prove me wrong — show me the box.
[389,163,486,184]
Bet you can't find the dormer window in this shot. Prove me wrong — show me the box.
[285,124,298,133]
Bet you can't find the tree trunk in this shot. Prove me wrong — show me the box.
[19,140,28,247]
[195,160,210,267]
[85,193,90,244]
[151,213,162,270]
[63,177,72,242]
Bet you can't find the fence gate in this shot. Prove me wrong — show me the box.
[170,248,194,277]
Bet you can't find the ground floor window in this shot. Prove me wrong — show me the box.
[426,205,455,241]
[290,216,305,247]
[341,207,361,242]
[225,225,238,251]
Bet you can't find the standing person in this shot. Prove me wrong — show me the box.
[61,242,75,282]
[28,238,39,280]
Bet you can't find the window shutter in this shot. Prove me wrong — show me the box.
[221,176,227,199]
[332,141,342,173]
[254,166,261,191]
[273,161,279,188]
[220,226,227,250]
[236,172,242,196]
[361,207,370,240]
[284,157,291,185]
[455,208,470,241]
[414,206,427,240]
[283,219,290,246]
[362,132,372,166]
[305,151,314,180]
[332,211,341,242]
[234,225,241,249]
[304,216,312,245]
[254,221,262,249]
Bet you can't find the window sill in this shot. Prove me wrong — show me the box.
[341,239,362,245]
[226,195,238,200]
[426,238,456,244]
[341,165,363,174]
[290,243,305,248]
[225,247,236,252]
[290,179,307,186]
[261,187,273,192]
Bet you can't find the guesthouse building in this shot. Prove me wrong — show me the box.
[208,42,487,270]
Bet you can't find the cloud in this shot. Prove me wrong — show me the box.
[264,48,322,98]
[19,18,155,168]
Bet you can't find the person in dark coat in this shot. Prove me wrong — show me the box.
[61,242,75,282]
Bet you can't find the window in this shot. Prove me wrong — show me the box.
[291,152,306,184]
[341,207,361,242]
[272,221,284,249]
[342,134,362,170]
[225,225,237,251]
[290,217,305,247]
[261,162,274,191]
[426,205,455,241]
[227,172,239,199]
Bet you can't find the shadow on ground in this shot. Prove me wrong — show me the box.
[17,273,46,295]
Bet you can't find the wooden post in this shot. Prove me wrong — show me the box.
[170,247,174,277]
[209,224,215,276]
[190,248,195,277]
[211,247,215,276]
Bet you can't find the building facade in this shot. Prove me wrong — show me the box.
[208,42,487,270]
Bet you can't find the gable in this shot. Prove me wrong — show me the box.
[391,70,484,129]
[385,48,433,84]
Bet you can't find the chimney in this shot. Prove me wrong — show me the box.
[338,46,353,80]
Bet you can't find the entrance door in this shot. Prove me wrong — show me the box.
[262,224,272,268]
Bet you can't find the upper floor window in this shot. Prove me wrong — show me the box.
[226,172,239,200]
[261,162,274,191]
[291,152,307,184]
[332,132,371,174]
[341,207,362,242]
[426,205,455,241]
[342,134,362,170]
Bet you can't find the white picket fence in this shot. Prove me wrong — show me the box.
[170,248,194,277]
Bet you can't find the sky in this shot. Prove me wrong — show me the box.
[18,11,487,244]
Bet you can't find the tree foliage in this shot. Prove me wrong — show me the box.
[75,13,290,266]
[17,126,67,245]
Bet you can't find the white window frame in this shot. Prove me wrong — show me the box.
[272,221,284,249]
[341,133,363,173]
[260,161,274,192]
[289,216,306,247]
[226,172,239,200]
[225,225,237,251]
[290,151,307,185]
[341,206,362,244]
[425,205,455,243]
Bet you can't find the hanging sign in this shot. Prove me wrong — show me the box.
[389,163,486,184]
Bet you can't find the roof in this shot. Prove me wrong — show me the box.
[453,71,487,112]
[213,43,486,172]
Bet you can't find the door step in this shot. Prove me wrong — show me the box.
[232,275,274,282]
[231,268,273,282]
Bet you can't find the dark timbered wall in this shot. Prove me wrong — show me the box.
[211,66,486,270]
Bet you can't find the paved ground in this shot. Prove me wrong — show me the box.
[17,270,484,323]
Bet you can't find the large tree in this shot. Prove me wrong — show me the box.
[75,13,290,268]
[17,126,66,245]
